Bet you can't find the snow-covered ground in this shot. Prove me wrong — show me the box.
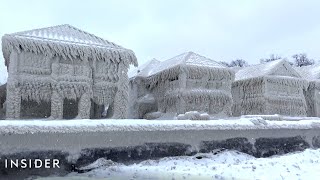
[37,148,320,180]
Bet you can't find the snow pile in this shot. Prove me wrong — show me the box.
[78,158,120,172]
[176,111,210,120]
[37,149,320,180]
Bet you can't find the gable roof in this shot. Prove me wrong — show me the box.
[128,58,160,78]
[2,24,137,67]
[235,59,301,81]
[148,51,227,76]
[294,63,320,80]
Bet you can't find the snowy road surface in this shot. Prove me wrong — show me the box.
[37,149,320,180]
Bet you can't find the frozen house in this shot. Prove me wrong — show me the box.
[232,60,308,117]
[138,52,234,117]
[295,64,320,117]
[2,24,137,119]
[128,59,160,118]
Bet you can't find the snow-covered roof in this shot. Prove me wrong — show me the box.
[128,58,160,79]
[235,59,301,81]
[143,52,234,88]
[230,66,243,73]
[2,24,137,67]
[148,51,227,76]
[294,63,320,80]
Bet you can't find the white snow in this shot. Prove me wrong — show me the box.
[37,148,320,180]
[0,117,320,134]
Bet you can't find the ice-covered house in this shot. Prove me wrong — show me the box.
[128,59,160,118]
[232,60,308,117]
[2,24,137,119]
[295,64,320,117]
[140,52,234,117]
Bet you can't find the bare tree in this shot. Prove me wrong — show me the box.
[229,59,248,67]
[218,61,231,67]
[260,54,282,63]
[292,53,314,67]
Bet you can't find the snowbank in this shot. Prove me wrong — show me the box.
[37,149,320,180]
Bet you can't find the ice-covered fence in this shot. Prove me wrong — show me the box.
[0,118,320,178]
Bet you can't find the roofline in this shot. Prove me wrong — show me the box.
[1,24,138,67]
[235,59,301,80]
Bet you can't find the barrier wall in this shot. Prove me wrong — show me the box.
[0,118,320,179]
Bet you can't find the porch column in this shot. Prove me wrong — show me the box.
[6,50,21,119]
[50,90,63,119]
[6,84,21,119]
[113,63,129,119]
[177,70,187,114]
[77,92,91,119]
[315,89,320,117]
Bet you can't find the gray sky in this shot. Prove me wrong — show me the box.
[1,0,320,84]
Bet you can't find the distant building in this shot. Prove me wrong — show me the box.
[128,58,160,118]
[232,60,308,116]
[129,52,235,118]
[295,64,320,117]
[2,24,137,119]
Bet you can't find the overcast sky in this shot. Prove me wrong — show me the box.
[1,0,320,84]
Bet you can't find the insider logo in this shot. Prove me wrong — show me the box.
[4,159,60,169]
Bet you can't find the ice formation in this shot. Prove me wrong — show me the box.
[129,51,235,119]
[295,63,320,117]
[232,59,308,117]
[128,59,160,118]
[1,25,319,120]
[1,24,137,119]
[128,58,160,79]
